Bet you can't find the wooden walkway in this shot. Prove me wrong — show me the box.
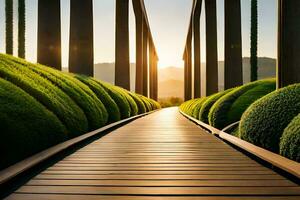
[6,108,300,199]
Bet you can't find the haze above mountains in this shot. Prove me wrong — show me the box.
[93,57,276,99]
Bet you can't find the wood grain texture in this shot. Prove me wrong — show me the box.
[6,108,300,199]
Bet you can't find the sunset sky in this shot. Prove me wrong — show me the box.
[0,0,277,68]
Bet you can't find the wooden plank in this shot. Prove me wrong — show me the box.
[6,108,300,199]
[7,194,300,200]
[41,170,275,175]
[219,131,300,179]
[34,174,283,180]
[0,112,154,184]
[16,186,300,195]
[27,179,296,187]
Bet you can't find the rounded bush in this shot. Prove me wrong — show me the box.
[0,56,88,136]
[139,95,153,112]
[95,80,131,119]
[191,97,208,119]
[114,86,138,116]
[280,114,300,162]
[75,75,121,123]
[0,78,67,169]
[199,89,234,123]
[128,92,146,114]
[11,56,108,125]
[180,99,197,115]
[23,63,108,131]
[209,79,276,129]
[239,83,300,153]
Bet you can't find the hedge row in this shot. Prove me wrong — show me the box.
[239,83,300,160]
[180,78,300,162]
[0,54,160,169]
[209,79,276,129]
[180,79,276,129]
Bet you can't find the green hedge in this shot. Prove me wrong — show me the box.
[199,89,234,123]
[280,113,300,162]
[0,56,88,136]
[128,92,147,114]
[139,94,153,112]
[209,79,276,129]
[94,80,131,119]
[239,83,300,153]
[75,75,121,123]
[192,97,208,119]
[0,78,67,169]
[0,54,160,169]
[114,86,138,117]
[22,63,107,131]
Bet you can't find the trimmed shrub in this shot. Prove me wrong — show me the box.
[114,86,138,116]
[139,95,153,112]
[209,79,275,129]
[128,92,147,114]
[239,83,300,153]
[75,75,121,123]
[0,78,67,169]
[184,99,201,116]
[179,99,197,115]
[10,58,108,131]
[0,55,88,136]
[280,114,300,162]
[192,97,208,119]
[95,80,131,119]
[199,89,234,123]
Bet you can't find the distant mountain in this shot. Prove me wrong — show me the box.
[94,63,136,90]
[91,57,276,98]
[158,66,183,82]
[159,79,184,99]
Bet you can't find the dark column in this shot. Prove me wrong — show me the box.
[193,0,202,98]
[132,0,143,94]
[153,54,158,100]
[149,40,158,100]
[37,0,61,69]
[142,19,148,97]
[186,42,192,100]
[205,0,218,95]
[277,0,300,88]
[5,0,13,55]
[183,50,189,101]
[69,0,94,76]
[149,41,154,99]
[115,0,130,90]
[224,0,243,89]
[18,0,26,58]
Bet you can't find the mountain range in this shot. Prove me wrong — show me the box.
[92,57,276,99]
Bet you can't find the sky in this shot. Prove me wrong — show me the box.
[0,0,277,69]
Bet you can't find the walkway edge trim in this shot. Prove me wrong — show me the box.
[179,109,220,135]
[179,109,300,180]
[0,110,157,184]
